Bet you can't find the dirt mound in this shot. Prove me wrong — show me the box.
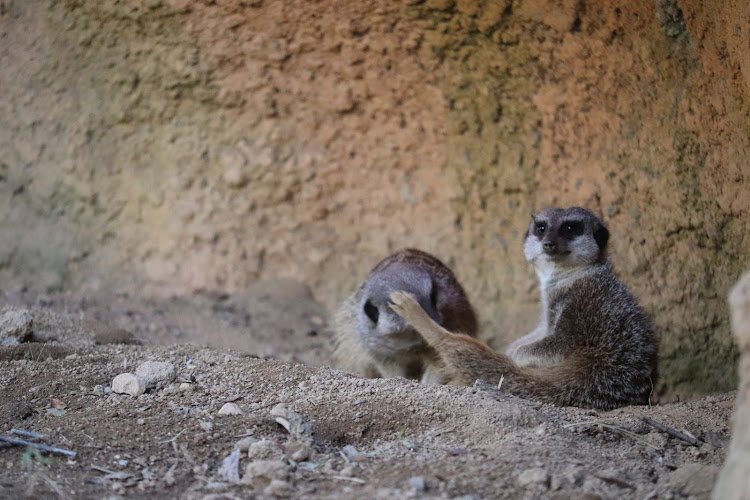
[0,290,734,498]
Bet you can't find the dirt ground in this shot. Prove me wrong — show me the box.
[0,286,734,499]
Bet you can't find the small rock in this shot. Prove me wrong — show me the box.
[270,404,313,446]
[338,465,357,477]
[242,460,290,488]
[289,443,312,462]
[668,463,720,497]
[264,479,294,497]
[135,361,175,389]
[0,309,33,345]
[340,445,362,462]
[200,421,214,432]
[517,467,550,488]
[179,383,193,392]
[408,476,426,491]
[111,373,146,397]
[218,449,241,484]
[218,402,243,416]
[248,440,284,461]
[235,436,258,451]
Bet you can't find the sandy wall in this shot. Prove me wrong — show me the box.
[0,0,748,395]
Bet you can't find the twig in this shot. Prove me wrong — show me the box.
[592,472,636,490]
[647,377,654,408]
[90,465,132,480]
[159,428,186,444]
[0,435,77,457]
[563,421,662,451]
[11,429,46,440]
[250,401,280,412]
[35,343,48,363]
[642,416,701,446]
[91,465,118,475]
[331,475,366,484]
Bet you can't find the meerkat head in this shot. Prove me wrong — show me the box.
[355,262,442,354]
[524,207,610,272]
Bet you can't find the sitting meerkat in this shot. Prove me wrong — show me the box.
[390,207,658,410]
[333,248,478,384]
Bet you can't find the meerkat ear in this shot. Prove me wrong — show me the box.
[524,214,536,240]
[593,224,609,250]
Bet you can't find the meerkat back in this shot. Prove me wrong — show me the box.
[333,248,478,383]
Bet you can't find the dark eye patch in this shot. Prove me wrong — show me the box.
[561,221,584,239]
[429,284,438,308]
[364,300,379,323]
[535,222,547,236]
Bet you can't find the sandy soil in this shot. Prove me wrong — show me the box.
[0,287,733,499]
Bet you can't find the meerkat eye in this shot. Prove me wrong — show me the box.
[364,300,379,323]
[536,223,546,235]
[563,221,584,237]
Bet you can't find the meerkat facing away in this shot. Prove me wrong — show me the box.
[390,207,658,410]
[333,248,478,384]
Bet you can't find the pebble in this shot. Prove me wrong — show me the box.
[135,361,176,389]
[218,402,243,416]
[200,421,214,432]
[668,463,720,497]
[0,309,34,345]
[218,449,241,483]
[517,467,550,488]
[408,476,426,491]
[338,465,357,477]
[270,404,313,446]
[264,479,294,497]
[235,436,258,451]
[248,439,284,461]
[340,445,362,462]
[179,383,193,392]
[242,460,290,488]
[290,444,312,462]
[111,373,146,397]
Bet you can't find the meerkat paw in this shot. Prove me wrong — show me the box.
[389,291,428,326]
[390,291,451,347]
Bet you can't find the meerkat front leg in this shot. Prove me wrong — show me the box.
[505,323,547,360]
[389,292,458,347]
[389,291,510,385]
[510,337,565,369]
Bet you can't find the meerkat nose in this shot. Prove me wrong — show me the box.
[543,240,556,250]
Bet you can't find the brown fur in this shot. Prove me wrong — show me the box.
[390,208,659,410]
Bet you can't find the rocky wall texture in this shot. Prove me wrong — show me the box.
[0,0,748,396]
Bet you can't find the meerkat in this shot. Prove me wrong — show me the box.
[390,207,658,410]
[333,248,478,384]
